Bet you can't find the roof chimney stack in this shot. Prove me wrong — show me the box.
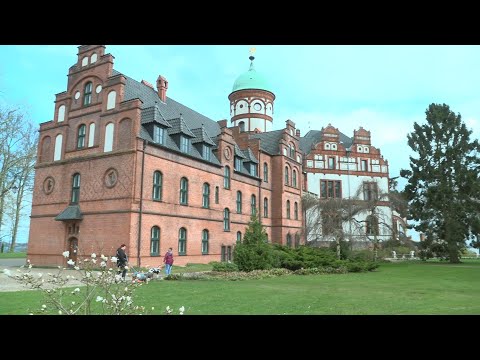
[156,75,168,102]
[295,129,300,137]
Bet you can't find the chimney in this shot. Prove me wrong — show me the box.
[156,75,168,102]
[295,129,300,137]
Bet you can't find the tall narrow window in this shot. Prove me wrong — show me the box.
[224,166,230,189]
[154,125,164,144]
[150,226,160,256]
[71,173,80,204]
[83,82,92,106]
[180,177,188,205]
[54,134,63,161]
[294,202,299,220]
[58,105,65,122]
[178,228,187,255]
[366,215,379,236]
[286,200,291,219]
[107,91,116,110]
[239,121,245,132]
[180,136,190,153]
[104,123,114,152]
[363,182,378,201]
[250,164,257,177]
[203,145,211,161]
[202,183,210,208]
[263,197,268,218]
[215,186,219,204]
[263,162,268,182]
[251,195,256,216]
[328,157,335,169]
[88,123,95,147]
[289,143,295,158]
[236,191,242,213]
[153,171,162,201]
[295,233,300,248]
[77,124,86,149]
[223,208,230,231]
[201,230,209,255]
[292,169,297,188]
[285,166,289,185]
[286,234,292,248]
[236,231,242,244]
[235,157,242,171]
[361,159,368,171]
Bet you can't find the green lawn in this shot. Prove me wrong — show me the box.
[2,261,480,315]
[0,252,26,259]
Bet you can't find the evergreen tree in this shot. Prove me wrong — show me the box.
[401,103,480,263]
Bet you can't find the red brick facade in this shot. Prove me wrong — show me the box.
[27,45,304,267]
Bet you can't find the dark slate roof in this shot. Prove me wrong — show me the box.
[55,205,83,221]
[299,130,352,154]
[141,105,172,127]
[234,144,247,159]
[167,117,196,137]
[116,70,221,137]
[242,148,259,163]
[191,127,216,146]
[249,129,284,155]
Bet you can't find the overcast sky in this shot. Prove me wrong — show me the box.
[2,45,480,245]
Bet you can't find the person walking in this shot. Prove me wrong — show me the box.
[163,247,174,276]
[116,244,128,280]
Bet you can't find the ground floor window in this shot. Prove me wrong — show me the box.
[221,245,232,262]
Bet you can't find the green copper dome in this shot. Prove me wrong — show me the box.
[231,60,273,93]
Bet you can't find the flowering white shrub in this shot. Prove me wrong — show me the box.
[2,252,186,316]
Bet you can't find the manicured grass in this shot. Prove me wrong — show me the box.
[2,261,480,315]
[0,252,26,259]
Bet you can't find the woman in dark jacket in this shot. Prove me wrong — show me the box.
[116,244,128,280]
[163,247,174,276]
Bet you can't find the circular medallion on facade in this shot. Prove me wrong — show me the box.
[95,85,102,94]
[254,103,262,111]
[224,147,232,160]
[104,168,118,188]
[74,91,80,100]
[43,176,55,195]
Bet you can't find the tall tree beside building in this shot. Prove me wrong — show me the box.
[401,103,480,263]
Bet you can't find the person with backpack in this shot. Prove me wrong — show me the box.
[116,244,128,280]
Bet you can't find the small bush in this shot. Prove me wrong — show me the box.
[210,262,239,272]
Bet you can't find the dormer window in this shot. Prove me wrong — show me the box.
[180,136,190,153]
[83,82,92,106]
[154,125,164,145]
[202,145,211,161]
[235,157,242,171]
[250,164,257,177]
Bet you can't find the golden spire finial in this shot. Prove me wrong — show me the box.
[249,47,256,56]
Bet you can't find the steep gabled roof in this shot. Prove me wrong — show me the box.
[191,127,216,146]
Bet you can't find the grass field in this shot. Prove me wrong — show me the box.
[0,252,26,259]
[1,260,480,315]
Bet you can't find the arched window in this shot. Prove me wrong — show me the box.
[251,195,256,216]
[153,171,163,201]
[58,105,65,122]
[202,183,210,208]
[294,202,299,220]
[88,123,95,147]
[223,208,230,231]
[77,124,86,149]
[71,173,80,204]
[104,123,114,152]
[54,134,63,161]
[263,162,268,182]
[366,215,379,236]
[292,169,297,188]
[83,82,92,106]
[224,166,230,189]
[286,200,291,219]
[285,166,289,185]
[150,226,160,256]
[90,53,98,63]
[178,228,187,255]
[107,91,116,110]
[263,197,268,218]
[295,233,300,248]
[236,231,242,244]
[236,191,242,213]
[180,177,188,205]
[289,143,295,158]
[286,234,292,248]
[201,230,209,255]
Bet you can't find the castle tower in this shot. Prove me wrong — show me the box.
[228,48,275,133]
